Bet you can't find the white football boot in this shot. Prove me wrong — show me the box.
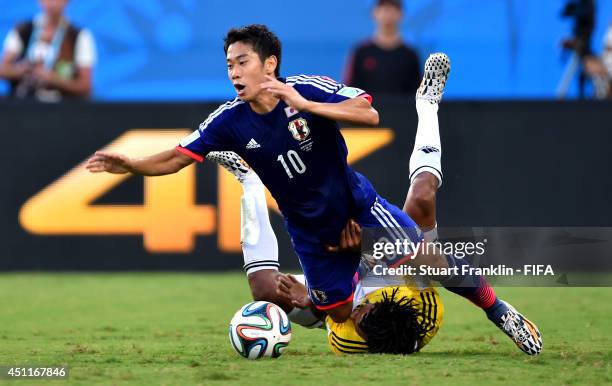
[416,52,451,104]
[496,300,543,355]
[206,151,253,183]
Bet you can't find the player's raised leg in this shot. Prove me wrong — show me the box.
[208,151,324,328]
[404,53,446,234]
[405,53,542,355]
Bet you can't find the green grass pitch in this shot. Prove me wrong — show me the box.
[0,273,610,386]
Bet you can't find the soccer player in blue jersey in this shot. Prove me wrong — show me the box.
[87,24,396,322]
[86,25,541,354]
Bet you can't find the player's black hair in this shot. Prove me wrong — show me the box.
[223,24,282,77]
[358,287,427,355]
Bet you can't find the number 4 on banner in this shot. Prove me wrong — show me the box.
[20,129,394,254]
[19,130,216,253]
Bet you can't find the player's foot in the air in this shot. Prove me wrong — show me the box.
[416,52,451,104]
[486,300,543,355]
[206,151,253,183]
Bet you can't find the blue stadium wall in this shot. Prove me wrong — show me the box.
[1,0,612,100]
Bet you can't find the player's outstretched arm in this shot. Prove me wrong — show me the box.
[86,148,194,176]
[260,75,379,126]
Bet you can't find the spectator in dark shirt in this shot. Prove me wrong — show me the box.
[344,0,420,96]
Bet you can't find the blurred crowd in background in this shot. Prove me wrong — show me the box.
[0,0,611,102]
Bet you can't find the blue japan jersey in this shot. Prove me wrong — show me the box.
[178,75,375,245]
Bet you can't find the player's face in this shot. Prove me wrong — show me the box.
[226,42,269,102]
[351,303,375,339]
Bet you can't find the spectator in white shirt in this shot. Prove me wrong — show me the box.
[0,0,97,101]
[583,20,612,99]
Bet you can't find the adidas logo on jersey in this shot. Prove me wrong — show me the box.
[246,138,261,149]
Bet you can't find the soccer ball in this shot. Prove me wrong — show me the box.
[229,301,292,359]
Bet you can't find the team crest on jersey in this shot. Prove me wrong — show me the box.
[311,289,328,304]
[288,118,310,141]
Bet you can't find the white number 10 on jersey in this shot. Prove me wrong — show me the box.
[277,150,306,179]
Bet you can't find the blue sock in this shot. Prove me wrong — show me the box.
[484,298,509,324]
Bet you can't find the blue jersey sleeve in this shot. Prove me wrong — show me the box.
[286,75,372,104]
[176,100,237,162]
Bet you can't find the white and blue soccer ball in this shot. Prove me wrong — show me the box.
[229,301,292,359]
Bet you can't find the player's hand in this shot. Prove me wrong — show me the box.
[260,75,312,112]
[276,274,312,309]
[326,219,362,253]
[86,151,132,174]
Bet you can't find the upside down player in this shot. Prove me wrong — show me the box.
[86,24,541,354]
